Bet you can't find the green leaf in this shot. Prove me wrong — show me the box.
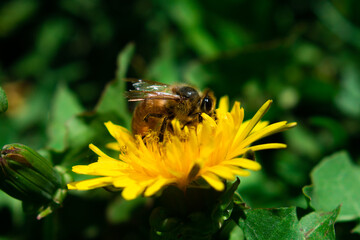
[146,35,180,84]
[314,1,360,49]
[228,223,244,240]
[161,0,220,57]
[304,151,360,221]
[184,61,213,89]
[95,43,133,128]
[284,126,322,159]
[302,185,313,204]
[352,222,360,235]
[0,86,8,113]
[335,64,360,118]
[66,116,96,150]
[0,191,23,227]
[299,206,340,240]
[13,19,73,78]
[309,116,348,149]
[218,220,244,240]
[47,83,84,151]
[275,151,309,186]
[239,207,303,240]
[0,0,38,37]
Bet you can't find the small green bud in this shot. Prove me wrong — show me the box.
[0,143,71,219]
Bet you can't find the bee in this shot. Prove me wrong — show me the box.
[125,79,216,142]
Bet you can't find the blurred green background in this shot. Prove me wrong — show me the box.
[1,0,360,239]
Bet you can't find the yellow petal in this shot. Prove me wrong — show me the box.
[240,121,288,148]
[208,166,236,180]
[217,96,229,118]
[201,172,225,191]
[67,177,113,190]
[201,113,217,128]
[251,121,269,133]
[235,100,272,144]
[72,165,92,174]
[144,177,174,197]
[228,143,287,159]
[89,144,118,162]
[122,184,145,200]
[229,167,251,177]
[106,142,121,151]
[230,102,243,127]
[105,121,132,140]
[222,158,261,171]
[249,143,287,151]
[113,176,135,188]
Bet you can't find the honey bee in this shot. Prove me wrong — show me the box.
[125,79,216,141]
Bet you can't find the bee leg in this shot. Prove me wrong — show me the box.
[144,113,164,122]
[197,112,203,122]
[158,116,169,142]
[181,112,202,130]
[168,121,174,133]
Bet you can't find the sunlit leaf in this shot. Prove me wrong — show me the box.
[335,64,360,118]
[146,35,180,84]
[47,83,84,151]
[95,43,133,128]
[299,206,340,240]
[304,151,360,221]
[66,116,96,150]
[239,207,303,240]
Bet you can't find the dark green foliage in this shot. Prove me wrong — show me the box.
[0,0,360,239]
[0,86,7,113]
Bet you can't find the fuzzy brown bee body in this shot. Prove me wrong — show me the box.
[131,99,168,136]
[126,79,216,141]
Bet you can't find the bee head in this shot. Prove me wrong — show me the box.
[176,86,200,100]
[200,90,216,114]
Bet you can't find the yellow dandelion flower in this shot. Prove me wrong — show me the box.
[68,97,296,200]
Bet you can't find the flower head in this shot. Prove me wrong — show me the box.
[68,97,296,200]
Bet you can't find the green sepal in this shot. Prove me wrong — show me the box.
[2,143,61,185]
[150,179,241,239]
[0,143,71,219]
[150,207,182,233]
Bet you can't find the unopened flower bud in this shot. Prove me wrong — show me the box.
[0,143,70,219]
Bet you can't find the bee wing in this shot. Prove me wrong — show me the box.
[124,78,180,102]
[124,78,171,92]
[125,91,181,102]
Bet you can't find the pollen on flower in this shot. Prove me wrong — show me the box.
[68,97,296,200]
